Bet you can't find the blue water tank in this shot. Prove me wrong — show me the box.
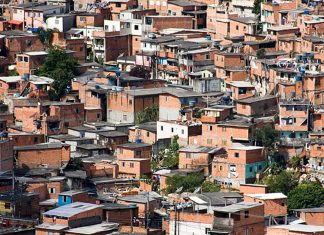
[116,71,121,77]
[116,87,124,92]
[95,85,101,89]
[135,138,141,143]
[206,35,211,40]
[112,86,117,91]
[295,75,302,81]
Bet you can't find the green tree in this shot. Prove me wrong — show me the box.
[129,66,150,79]
[253,0,262,15]
[166,173,204,194]
[262,170,298,195]
[252,124,279,153]
[135,105,159,124]
[37,27,54,47]
[202,181,221,193]
[161,136,179,169]
[288,182,324,211]
[66,158,84,170]
[290,155,301,170]
[36,46,79,100]
[256,48,266,59]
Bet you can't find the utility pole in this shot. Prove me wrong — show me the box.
[174,204,177,235]
[146,192,150,230]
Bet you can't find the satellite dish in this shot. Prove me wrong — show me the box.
[175,186,183,194]
[193,187,201,194]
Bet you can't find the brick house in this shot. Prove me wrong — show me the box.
[98,131,128,151]
[213,202,265,235]
[0,192,39,218]
[0,138,13,171]
[58,190,95,207]
[159,88,202,121]
[267,224,324,235]
[36,202,103,234]
[14,142,70,169]
[14,101,84,136]
[117,194,157,218]
[82,155,118,178]
[294,207,324,226]
[212,143,266,188]
[24,176,65,202]
[116,142,152,179]
[107,88,162,124]
[244,193,288,225]
[276,99,310,139]
[236,95,277,117]
[0,30,44,63]
[102,203,138,225]
[200,106,234,147]
[226,81,255,101]
[179,145,226,176]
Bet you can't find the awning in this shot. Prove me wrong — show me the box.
[8,20,22,25]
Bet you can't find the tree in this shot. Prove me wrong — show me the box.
[36,46,79,100]
[262,170,298,195]
[37,27,54,47]
[252,124,279,153]
[66,158,84,170]
[202,181,221,193]
[135,105,159,124]
[166,173,204,194]
[253,0,262,15]
[256,48,266,59]
[129,66,150,79]
[289,155,301,170]
[288,182,324,211]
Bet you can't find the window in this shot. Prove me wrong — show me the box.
[146,131,150,137]
[207,139,212,145]
[126,22,130,28]
[258,165,262,170]
[122,162,125,167]
[206,54,210,60]
[205,228,211,234]
[130,162,134,168]
[222,126,226,132]
[219,165,223,171]
[181,129,184,135]
[4,203,10,209]
[236,25,239,30]
[244,228,249,235]
[80,16,86,22]
[97,113,101,119]
[161,126,163,131]
[186,153,191,159]
[116,2,121,7]
[208,125,213,131]
[234,152,239,158]
[249,167,253,172]
[281,203,285,206]
[80,46,83,52]
[171,127,174,133]
[244,210,249,218]
[49,187,56,194]
[64,122,69,128]
[123,115,127,121]
[129,99,132,105]
[317,146,321,151]
[164,96,168,102]
[134,25,139,30]
[34,137,38,143]
[62,195,68,202]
